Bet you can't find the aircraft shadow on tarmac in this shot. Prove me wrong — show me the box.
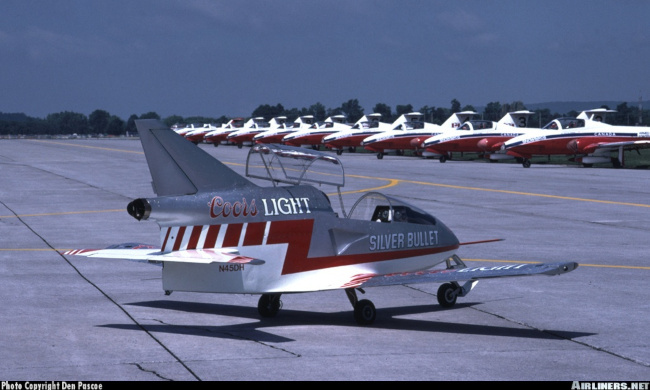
[96,300,595,343]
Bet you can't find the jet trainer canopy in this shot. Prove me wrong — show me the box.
[543,118,585,130]
[457,120,494,131]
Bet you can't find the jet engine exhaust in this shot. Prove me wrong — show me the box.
[127,198,151,221]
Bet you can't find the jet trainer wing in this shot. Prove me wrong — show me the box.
[592,140,650,151]
[63,243,265,265]
[346,260,578,289]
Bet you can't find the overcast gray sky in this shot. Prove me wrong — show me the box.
[1,0,648,120]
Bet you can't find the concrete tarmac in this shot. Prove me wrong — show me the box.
[0,138,648,381]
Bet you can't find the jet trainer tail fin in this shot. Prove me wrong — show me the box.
[135,119,256,196]
[442,111,478,128]
[497,110,535,128]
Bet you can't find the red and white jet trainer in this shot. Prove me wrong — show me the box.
[226,117,273,148]
[253,115,314,144]
[422,110,535,162]
[184,123,221,145]
[504,108,650,167]
[64,119,578,325]
[203,117,246,147]
[282,115,351,149]
[361,111,478,159]
[322,113,392,155]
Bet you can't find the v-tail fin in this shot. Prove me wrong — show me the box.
[134,119,256,197]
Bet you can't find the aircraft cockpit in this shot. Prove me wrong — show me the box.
[252,121,271,129]
[310,121,337,129]
[361,121,380,129]
[404,121,425,130]
[347,192,437,225]
[458,120,494,131]
[543,118,585,130]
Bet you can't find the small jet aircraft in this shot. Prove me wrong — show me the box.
[323,113,393,155]
[282,115,351,149]
[226,117,274,148]
[252,115,314,144]
[503,108,650,167]
[361,111,477,159]
[422,110,536,162]
[64,119,578,325]
[203,117,246,147]
[173,123,205,137]
[184,123,221,145]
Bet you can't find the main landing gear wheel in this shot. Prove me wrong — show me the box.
[522,159,531,168]
[377,152,384,159]
[336,149,343,155]
[437,283,458,308]
[345,288,376,325]
[354,299,376,326]
[257,294,282,318]
[439,155,448,163]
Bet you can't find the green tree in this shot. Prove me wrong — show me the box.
[373,103,392,122]
[308,102,327,122]
[106,116,125,136]
[450,99,461,113]
[251,104,285,120]
[483,102,502,121]
[395,104,413,118]
[46,111,89,135]
[139,112,160,120]
[615,102,632,125]
[340,99,364,123]
[89,109,110,134]
[432,107,450,124]
[125,114,139,135]
[164,115,185,128]
[533,108,552,128]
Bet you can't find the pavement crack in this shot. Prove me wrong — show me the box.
[133,363,173,381]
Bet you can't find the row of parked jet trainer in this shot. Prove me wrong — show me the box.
[174,108,650,168]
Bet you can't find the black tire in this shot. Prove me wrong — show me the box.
[257,294,281,318]
[439,155,448,163]
[336,150,343,156]
[522,159,531,168]
[354,299,376,325]
[437,283,457,308]
[377,153,384,159]
[237,143,243,149]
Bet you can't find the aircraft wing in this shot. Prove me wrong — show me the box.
[591,140,650,152]
[63,243,265,265]
[346,261,578,289]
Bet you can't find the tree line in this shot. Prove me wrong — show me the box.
[1,98,648,136]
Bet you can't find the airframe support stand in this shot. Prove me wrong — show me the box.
[445,254,478,298]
